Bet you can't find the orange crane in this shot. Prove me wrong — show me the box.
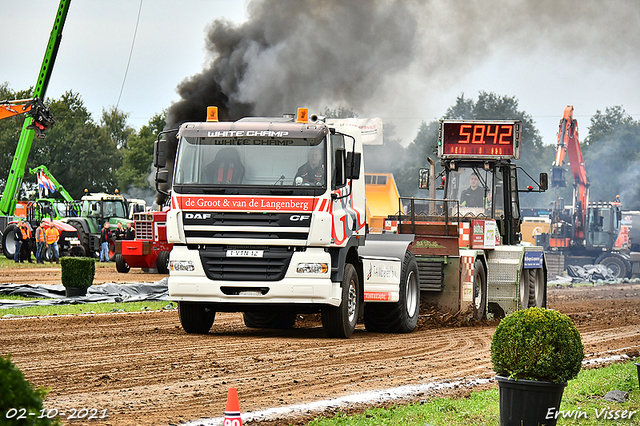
[542,105,631,278]
[0,98,54,138]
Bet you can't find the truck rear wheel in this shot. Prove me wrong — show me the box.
[596,254,628,279]
[322,263,360,338]
[115,254,130,273]
[178,301,216,334]
[473,260,487,319]
[157,251,170,275]
[2,225,18,259]
[519,267,529,309]
[243,310,297,329]
[529,268,546,308]
[364,251,420,333]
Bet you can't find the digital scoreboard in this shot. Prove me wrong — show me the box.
[438,120,521,160]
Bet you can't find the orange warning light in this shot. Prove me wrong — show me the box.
[296,108,309,123]
[207,106,219,122]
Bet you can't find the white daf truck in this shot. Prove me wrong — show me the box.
[154,109,548,338]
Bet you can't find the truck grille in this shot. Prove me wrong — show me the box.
[199,247,294,281]
[135,221,153,240]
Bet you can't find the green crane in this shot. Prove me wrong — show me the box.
[0,0,72,216]
[29,165,75,203]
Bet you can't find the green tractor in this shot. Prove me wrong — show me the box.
[63,191,132,259]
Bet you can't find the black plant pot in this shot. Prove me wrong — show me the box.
[496,375,567,426]
[65,286,88,297]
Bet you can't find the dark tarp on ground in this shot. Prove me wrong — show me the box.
[0,278,169,309]
[566,264,616,282]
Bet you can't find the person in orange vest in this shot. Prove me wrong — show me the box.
[13,222,23,263]
[35,220,46,264]
[45,222,60,264]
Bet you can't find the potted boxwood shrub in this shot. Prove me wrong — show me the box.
[60,257,96,297]
[491,307,584,426]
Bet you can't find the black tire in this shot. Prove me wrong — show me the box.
[519,267,529,310]
[322,263,360,338]
[529,268,546,308]
[364,251,420,333]
[596,254,628,279]
[43,246,53,262]
[69,245,86,257]
[178,301,216,334]
[473,259,487,319]
[115,253,130,273]
[69,220,91,258]
[157,251,170,275]
[2,224,18,259]
[243,310,297,329]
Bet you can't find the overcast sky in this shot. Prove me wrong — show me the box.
[2,0,639,147]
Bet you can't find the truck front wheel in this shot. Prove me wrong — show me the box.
[364,251,420,333]
[157,251,170,275]
[178,301,216,334]
[322,263,360,338]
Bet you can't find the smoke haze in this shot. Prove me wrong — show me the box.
[167,0,640,128]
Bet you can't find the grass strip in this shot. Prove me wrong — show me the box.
[305,360,640,426]
[1,301,174,317]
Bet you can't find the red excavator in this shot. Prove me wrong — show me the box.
[536,106,632,278]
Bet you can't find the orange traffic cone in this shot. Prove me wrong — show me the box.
[223,387,242,426]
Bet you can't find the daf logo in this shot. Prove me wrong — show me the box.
[185,213,212,220]
[289,215,310,222]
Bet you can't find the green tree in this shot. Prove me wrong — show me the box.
[583,106,640,209]
[29,91,122,198]
[116,111,166,191]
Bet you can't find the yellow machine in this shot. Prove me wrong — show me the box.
[364,173,403,233]
[520,216,551,246]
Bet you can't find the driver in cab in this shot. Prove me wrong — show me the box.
[295,147,324,186]
[460,173,485,208]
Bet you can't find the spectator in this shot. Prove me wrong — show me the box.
[114,222,125,240]
[99,222,111,262]
[44,222,60,264]
[13,222,24,263]
[124,222,135,240]
[19,221,34,263]
[35,221,46,264]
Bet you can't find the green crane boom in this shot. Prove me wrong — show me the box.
[29,165,75,202]
[0,0,71,216]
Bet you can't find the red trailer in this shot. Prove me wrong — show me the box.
[114,210,172,274]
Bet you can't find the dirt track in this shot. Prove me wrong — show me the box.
[1,269,640,426]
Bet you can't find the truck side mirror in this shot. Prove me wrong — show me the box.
[539,173,548,191]
[157,170,169,184]
[345,152,361,180]
[154,137,167,169]
[418,168,430,190]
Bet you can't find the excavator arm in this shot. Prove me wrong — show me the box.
[0,98,54,138]
[552,105,588,241]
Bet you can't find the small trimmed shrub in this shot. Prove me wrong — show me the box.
[0,354,60,425]
[60,257,95,289]
[491,307,584,383]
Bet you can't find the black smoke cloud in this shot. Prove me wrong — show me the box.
[157,0,640,203]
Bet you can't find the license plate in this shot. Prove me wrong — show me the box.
[226,250,264,258]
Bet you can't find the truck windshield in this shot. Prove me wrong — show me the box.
[174,136,327,188]
[447,166,494,217]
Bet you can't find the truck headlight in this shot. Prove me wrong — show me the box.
[296,262,328,274]
[170,260,195,272]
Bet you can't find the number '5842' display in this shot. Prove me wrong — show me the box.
[438,120,521,160]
